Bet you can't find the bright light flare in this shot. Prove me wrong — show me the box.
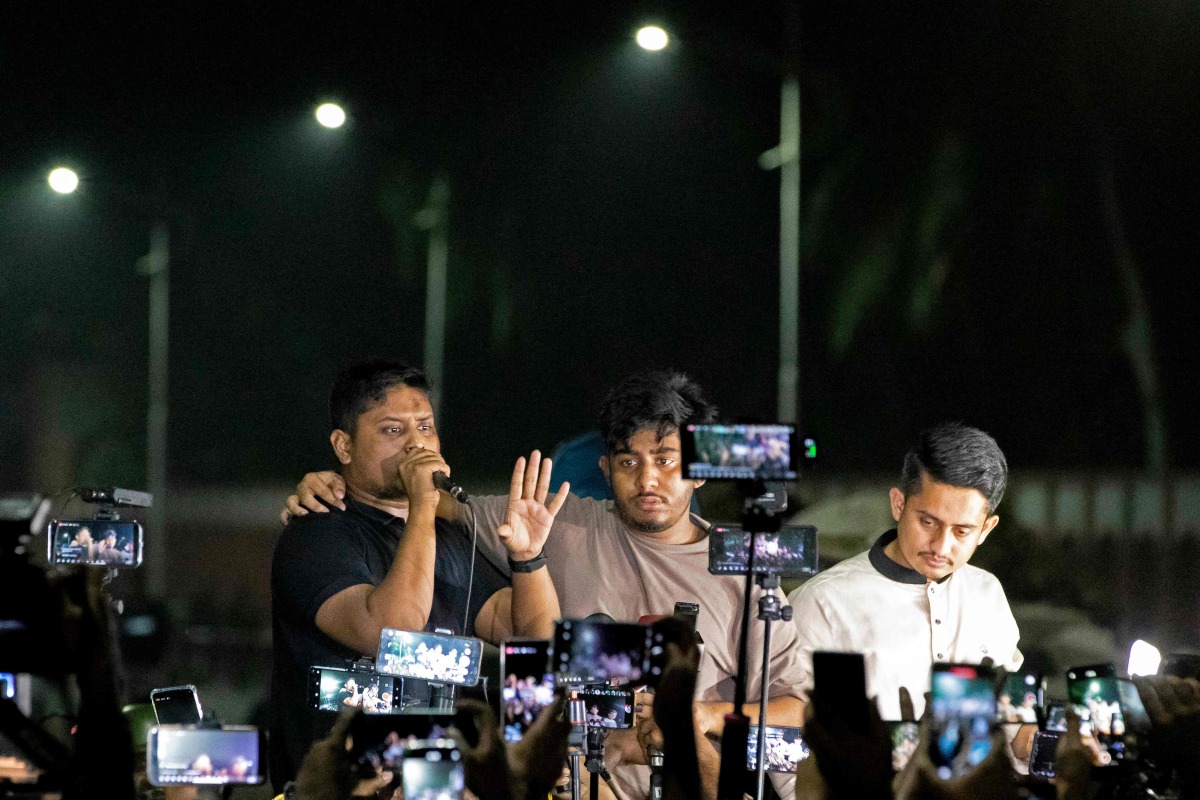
[636,26,669,51]
[1128,639,1162,677]
[47,167,79,194]
[315,103,346,129]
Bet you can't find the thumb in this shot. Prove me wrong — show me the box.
[497,523,513,542]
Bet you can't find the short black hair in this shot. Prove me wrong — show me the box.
[900,423,1008,514]
[329,360,430,434]
[599,370,717,454]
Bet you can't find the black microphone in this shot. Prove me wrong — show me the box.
[432,471,469,503]
[584,612,616,624]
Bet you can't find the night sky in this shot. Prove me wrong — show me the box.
[3,1,1199,492]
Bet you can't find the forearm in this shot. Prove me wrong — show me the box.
[367,505,439,634]
[509,568,560,639]
[699,695,805,735]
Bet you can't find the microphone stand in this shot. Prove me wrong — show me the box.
[584,724,610,798]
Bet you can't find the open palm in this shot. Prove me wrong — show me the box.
[498,450,569,561]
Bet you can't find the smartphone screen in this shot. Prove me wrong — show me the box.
[707,525,818,577]
[811,651,869,734]
[746,725,808,772]
[402,741,464,800]
[0,672,14,700]
[48,519,143,567]
[1028,730,1062,778]
[681,423,798,481]
[1066,664,1124,764]
[500,640,554,742]
[888,721,920,772]
[552,619,650,685]
[997,671,1043,723]
[1043,702,1068,732]
[571,687,634,729]
[309,666,401,714]
[928,663,995,779]
[348,714,457,778]
[150,686,203,725]
[147,726,264,786]
[376,629,482,686]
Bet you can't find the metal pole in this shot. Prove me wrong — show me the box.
[142,222,170,599]
[420,176,450,418]
[776,74,801,425]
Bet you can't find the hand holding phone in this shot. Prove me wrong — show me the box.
[811,651,870,734]
[928,663,996,779]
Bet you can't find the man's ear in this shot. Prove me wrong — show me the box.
[888,487,906,523]
[978,514,1000,545]
[598,455,611,485]
[692,478,706,491]
[331,429,353,466]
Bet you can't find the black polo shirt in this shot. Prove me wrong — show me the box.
[268,497,508,790]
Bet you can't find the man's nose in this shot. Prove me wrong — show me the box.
[637,463,660,490]
[932,529,954,555]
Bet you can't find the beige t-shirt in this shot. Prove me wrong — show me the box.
[465,493,805,799]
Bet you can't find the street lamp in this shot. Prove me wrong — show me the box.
[47,167,80,194]
[638,28,802,426]
[315,102,347,129]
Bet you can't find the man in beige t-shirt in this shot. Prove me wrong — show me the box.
[285,370,806,800]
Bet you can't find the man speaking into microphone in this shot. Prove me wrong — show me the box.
[268,360,565,790]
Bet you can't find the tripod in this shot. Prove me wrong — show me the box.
[751,572,792,800]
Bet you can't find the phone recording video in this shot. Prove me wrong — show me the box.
[746,725,808,772]
[376,629,482,686]
[309,666,401,714]
[48,519,143,567]
[348,713,457,779]
[888,721,920,772]
[552,619,650,685]
[707,525,818,578]
[501,640,555,742]
[150,685,203,725]
[570,687,634,729]
[402,740,465,800]
[1066,663,1127,764]
[928,663,995,779]
[1028,730,1063,778]
[1043,702,1068,732]
[146,725,264,786]
[997,671,1043,723]
[681,423,800,481]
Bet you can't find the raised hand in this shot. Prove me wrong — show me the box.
[498,451,569,561]
[282,470,347,523]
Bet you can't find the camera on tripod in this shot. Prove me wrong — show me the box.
[46,486,151,569]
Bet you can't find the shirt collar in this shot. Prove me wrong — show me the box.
[868,529,929,585]
[343,495,405,529]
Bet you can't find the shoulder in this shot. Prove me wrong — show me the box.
[790,551,874,599]
[273,510,365,568]
[953,563,1009,596]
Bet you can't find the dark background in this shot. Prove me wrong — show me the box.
[3,1,1198,491]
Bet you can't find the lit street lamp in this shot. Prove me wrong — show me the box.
[315,102,347,129]
[47,167,80,194]
[635,26,669,52]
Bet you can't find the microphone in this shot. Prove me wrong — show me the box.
[432,471,469,503]
[584,612,616,624]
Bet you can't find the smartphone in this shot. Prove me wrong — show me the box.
[500,639,555,742]
[681,423,799,481]
[571,687,635,730]
[1028,730,1062,779]
[376,629,483,686]
[146,725,265,786]
[811,651,869,734]
[997,671,1044,723]
[150,685,203,725]
[402,739,465,800]
[673,602,699,634]
[707,525,818,578]
[1043,701,1068,732]
[928,663,996,780]
[888,721,920,772]
[47,519,143,567]
[1066,663,1125,764]
[309,666,402,714]
[746,725,808,772]
[552,619,651,685]
[348,713,457,778]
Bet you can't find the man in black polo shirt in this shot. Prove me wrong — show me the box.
[269,360,565,789]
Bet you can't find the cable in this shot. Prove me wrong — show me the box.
[461,499,479,637]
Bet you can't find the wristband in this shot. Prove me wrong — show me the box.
[508,550,547,573]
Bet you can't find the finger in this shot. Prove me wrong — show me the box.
[534,456,554,505]
[547,482,570,518]
[280,508,294,525]
[523,450,542,500]
[899,686,916,722]
[325,706,360,746]
[1133,677,1168,725]
[497,523,512,543]
[507,457,526,519]
[323,471,347,501]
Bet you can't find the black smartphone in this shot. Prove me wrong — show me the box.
[309,666,402,714]
[1066,663,1124,764]
[928,662,996,779]
[746,725,808,772]
[552,618,651,685]
[150,685,203,725]
[997,671,1044,723]
[48,519,143,567]
[348,712,457,778]
[1028,730,1062,779]
[146,725,265,786]
[673,602,699,634]
[811,651,869,734]
[500,639,555,743]
[376,629,483,686]
[570,687,635,730]
[401,739,465,800]
[681,423,799,481]
[707,525,818,578]
[888,721,920,772]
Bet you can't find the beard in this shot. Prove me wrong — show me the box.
[374,481,408,501]
[614,501,675,534]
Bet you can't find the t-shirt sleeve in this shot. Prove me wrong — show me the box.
[458,494,512,572]
[272,515,373,626]
[786,581,838,701]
